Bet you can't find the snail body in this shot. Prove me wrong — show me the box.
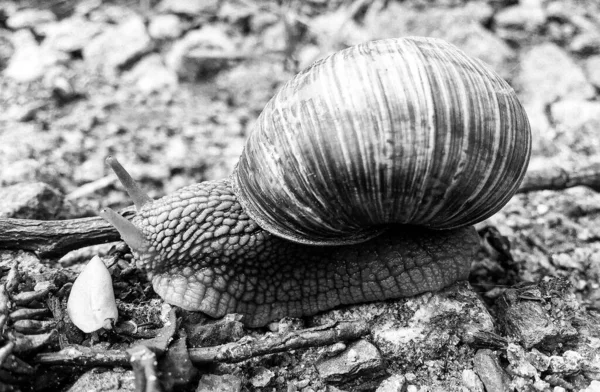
[101,37,531,327]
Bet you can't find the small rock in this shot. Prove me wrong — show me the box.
[371,283,494,361]
[184,313,245,347]
[0,182,64,219]
[157,0,221,16]
[250,367,275,388]
[148,14,184,40]
[83,15,153,80]
[317,339,384,384]
[166,26,235,81]
[376,374,406,392]
[6,8,56,30]
[473,350,509,392]
[5,30,66,82]
[42,17,105,53]
[123,54,178,95]
[444,24,517,81]
[582,380,600,392]
[549,351,583,374]
[585,56,600,88]
[517,43,595,106]
[494,0,546,42]
[496,283,579,349]
[527,349,550,372]
[461,369,484,392]
[196,374,242,392]
[0,159,42,185]
[551,100,600,131]
[569,33,600,55]
[66,368,135,392]
[364,2,493,40]
[506,343,538,378]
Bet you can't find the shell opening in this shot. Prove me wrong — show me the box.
[106,156,152,210]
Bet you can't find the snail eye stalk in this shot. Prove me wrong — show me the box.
[106,156,152,210]
[99,208,148,254]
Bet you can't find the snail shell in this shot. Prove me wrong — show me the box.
[232,37,531,245]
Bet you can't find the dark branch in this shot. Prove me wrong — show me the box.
[518,163,600,194]
[0,217,119,258]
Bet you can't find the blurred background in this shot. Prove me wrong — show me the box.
[1,0,599,216]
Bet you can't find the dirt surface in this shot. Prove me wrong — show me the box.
[0,0,600,391]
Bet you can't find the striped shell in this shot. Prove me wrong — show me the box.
[232,37,531,245]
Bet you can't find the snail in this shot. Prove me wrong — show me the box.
[100,37,531,327]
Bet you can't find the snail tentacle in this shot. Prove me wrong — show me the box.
[99,208,149,254]
[106,156,152,210]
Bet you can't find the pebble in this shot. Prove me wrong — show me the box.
[517,42,595,106]
[6,8,56,30]
[376,374,406,392]
[157,0,221,16]
[249,367,275,388]
[123,54,178,95]
[494,0,546,41]
[41,17,105,53]
[316,339,384,383]
[195,374,242,392]
[473,349,508,392]
[148,14,184,40]
[83,15,153,80]
[0,182,64,219]
[166,26,235,81]
[550,100,600,131]
[461,369,484,392]
[549,351,583,374]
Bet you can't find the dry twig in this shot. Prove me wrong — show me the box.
[33,320,368,366]
[518,163,600,194]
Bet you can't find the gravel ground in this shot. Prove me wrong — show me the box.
[0,0,600,391]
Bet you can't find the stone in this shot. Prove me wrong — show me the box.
[66,368,135,391]
[196,374,242,392]
[371,283,494,362]
[526,349,550,372]
[6,8,56,30]
[364,2,493,41]
[582,380,600,392]
[549,351,583,374]
[0,182,64,220]
[41,17,105,53]
[494,0,546,42]
[517,43,595,106]
[123,54,178,95]
[461,369,484,392]
[5,30,67,82]
[444,24,517,81]
[569,33,600,55]
[506,343,538,378]
[496,281,579,350]
[249,367,275,388]
[550,100,600,131]
[158,0,221,16]
[83,15,153,80]
[184,313,245,347]
[376,374,406,392]
[166,26,235,81]
[584,56,600,88]
[473,350,509,392]
[317,339,384,384]
[148,14,184,40]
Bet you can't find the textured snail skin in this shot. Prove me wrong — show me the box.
[103,37,531,328]
[131,179,479,328]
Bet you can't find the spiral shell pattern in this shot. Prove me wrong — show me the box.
[233,37,531,245]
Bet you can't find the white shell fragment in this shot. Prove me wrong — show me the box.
[67,256,118,333]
